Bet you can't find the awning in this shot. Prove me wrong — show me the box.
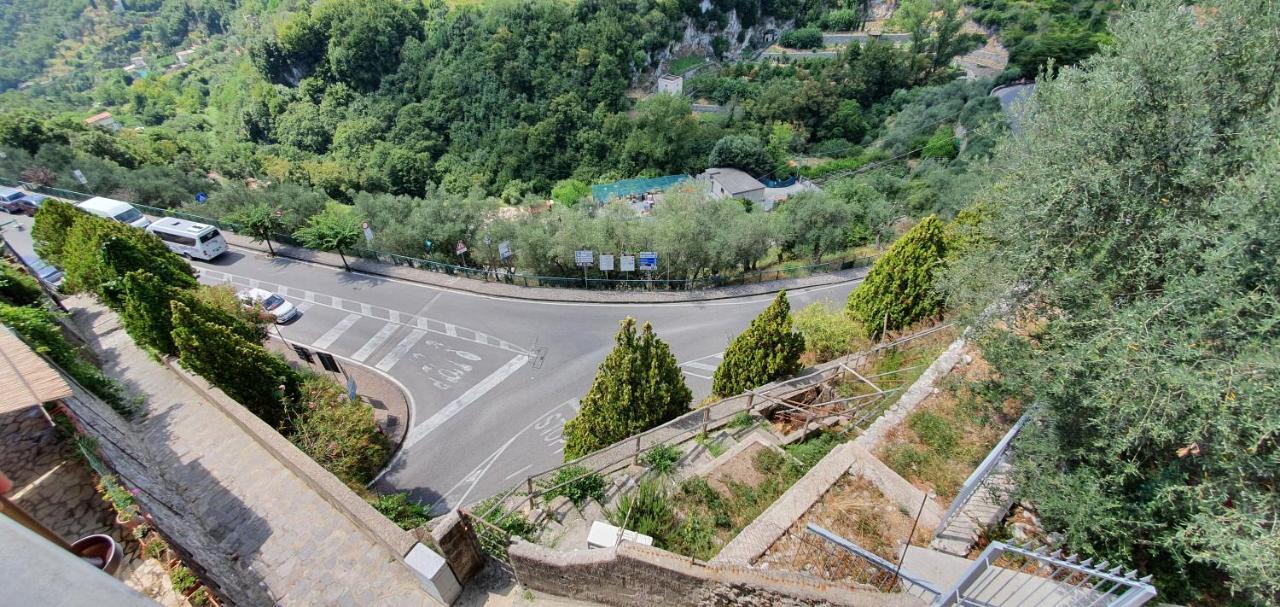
[0,327,73,414]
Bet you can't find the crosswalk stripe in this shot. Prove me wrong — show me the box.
[312,313,361,350]
[402,354,531,449]
[375,329,427,371]
[684,361,717,371]
[350,322,400,362]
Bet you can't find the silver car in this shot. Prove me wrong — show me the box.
[238,287,300,324]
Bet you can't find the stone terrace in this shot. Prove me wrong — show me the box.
[67,297,444,607]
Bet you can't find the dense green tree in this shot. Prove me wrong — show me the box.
[227,202,287,256]
[170,300,300,429]
[57,212,195,297]
[779,191,857,263]
[29,199,80,265]
[550,179,590,207]
[293,205,363,271]
[779,27,823,49]
[562,318,691,460]
[712,290,805,396]
[0,111,53,154]
[708,135,773,177]
[847,215,946,337]
[946,2,1280,600]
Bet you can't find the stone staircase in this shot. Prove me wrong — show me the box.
[929,456,1016,556]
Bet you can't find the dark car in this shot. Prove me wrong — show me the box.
[3,194,47,216]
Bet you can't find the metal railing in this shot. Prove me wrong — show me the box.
[0,176,875,292]
[933,412,1030,537]
[932,542,1157,607]
[806,523,944,598]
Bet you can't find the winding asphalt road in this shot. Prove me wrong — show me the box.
[2,213,862,512]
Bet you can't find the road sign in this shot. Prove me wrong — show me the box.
[346,375,358,401]
[291,344,314,363]
[424,239,433,252]
[456,241,468,255]
[620,255,636,272]
[599,254,614,272]
[195,191,208,204]
[316,351,341,374]
[638,252,658,272]
[575,250,594,267]
[498,241,512,260]
[72,169,88,185]
[362,221,374,244]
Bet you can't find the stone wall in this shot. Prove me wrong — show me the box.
[509,540,923,607]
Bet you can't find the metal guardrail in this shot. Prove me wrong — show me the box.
[807,523,944,597]
[932,542,1157,607]
[932,412,1030,537]
[0,176,875,292]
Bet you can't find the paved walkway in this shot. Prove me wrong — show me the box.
[69,298,443,607]
[221,231,868,304]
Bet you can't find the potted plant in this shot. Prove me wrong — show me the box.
[188,587,211,606]
[169,565,197,597]
[144,536,170,562]
[98,475,142,533]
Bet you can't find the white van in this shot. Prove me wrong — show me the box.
[77,196,151,228]
[146,218,228,260]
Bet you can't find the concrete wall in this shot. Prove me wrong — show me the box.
[510,540,923,607]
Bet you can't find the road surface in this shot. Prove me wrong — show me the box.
[1,214,860,512]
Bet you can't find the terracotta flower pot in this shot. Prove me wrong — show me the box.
[116,512,142,534]
[71,534,125,577]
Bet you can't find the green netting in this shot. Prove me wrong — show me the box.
[590,174,689,202]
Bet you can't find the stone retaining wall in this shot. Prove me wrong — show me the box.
[509,540,923,607]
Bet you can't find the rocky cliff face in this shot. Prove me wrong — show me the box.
[641,11,792,83]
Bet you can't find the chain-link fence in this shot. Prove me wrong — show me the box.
[0,175,874,291]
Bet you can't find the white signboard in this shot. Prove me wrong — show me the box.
[498,241,512,260]
[599,254,614,272]
[456,241,468,255]
[575,250,594,267]
[619,255,636,272]
[638,251,658,272]
[361,221,374,244]
[72,169,88,185]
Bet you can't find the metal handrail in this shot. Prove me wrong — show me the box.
[807,523,943,597]
[933,412,1030,537]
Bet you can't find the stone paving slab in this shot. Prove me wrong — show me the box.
[68,297,443,607]
[220,231,868,304]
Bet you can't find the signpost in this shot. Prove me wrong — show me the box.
[638,252,658,272]
[361,221,374,245]
[599,254,614,272]
[575,250,594,288]
[195,192,208,204]
[72,169,88,186]
[316,352,341,374]
[291,344,314,364]
[620,255,636,272]
[498,241,512,260]
[456,241,468,256]
[346,375,358,402]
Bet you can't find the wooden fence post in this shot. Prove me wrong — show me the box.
[633,435,641,464]
[702,407,711,435]
[525,476,535,513]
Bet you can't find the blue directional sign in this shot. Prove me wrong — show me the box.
[638,251,658,272]
[195,191,208,204]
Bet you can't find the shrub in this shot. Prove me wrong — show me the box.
[563,318,691,460]
[0,259,43,306]
[543,465,607,508]
[792,300,866,362]
[169,566,196,594]
[847,215,947,338]
[30,199,81,264]
[289,375,390,485]
[713,290,804,396]
[171,301,300,428]
[728,411,756,430]
[0,303,128,413]
[640,443,682,474]
[144,537,169,560]
[780,27,823,50]
[609,478,675,544]
[370,492,431,529]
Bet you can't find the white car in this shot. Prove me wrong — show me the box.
[237,287,299,324]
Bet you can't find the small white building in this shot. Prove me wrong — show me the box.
[83,112,121,133]
[700,167,766,205]
[657,74,683,95]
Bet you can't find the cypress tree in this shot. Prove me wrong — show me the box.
[562,318,691,460]
[712,290,805,396]
[170,300,300,429]
[847,215,947,338]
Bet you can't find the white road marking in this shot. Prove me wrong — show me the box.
[403,354,530,450]
[683,371,713,380]
[295,301,313,313]
[428,399,580,513]
[312,313,362,350]
[503,464,534,481]
[684,361,716,371]
[375,329,428,371]
[360,302,372,315]
[350,322,400,362]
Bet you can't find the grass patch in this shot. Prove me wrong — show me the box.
[641,443,683,475]
[541,465,607,508]
[670,55,708,74]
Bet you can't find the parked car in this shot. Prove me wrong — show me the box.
[3,194,47,216]
[17,252,64,291]
[237,287,299,324]
[0,186,23,204]
[76,196,150,228]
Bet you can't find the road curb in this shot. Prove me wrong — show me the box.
[225,236,868,304]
